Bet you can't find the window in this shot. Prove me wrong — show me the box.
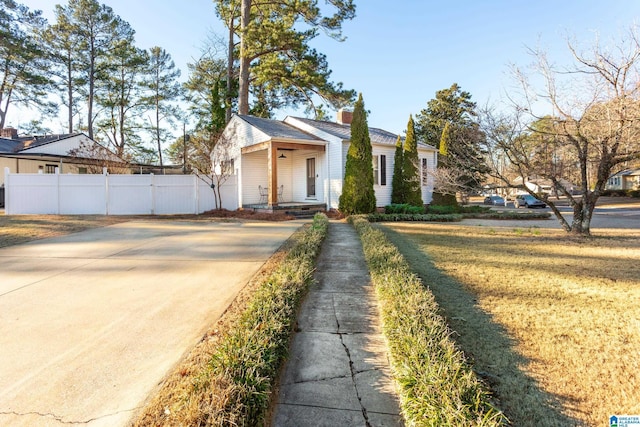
[45,164,57,174]
[373,155,379,185]
[372,155,387,186]
[421,158,428,185]
[78,167,88,174]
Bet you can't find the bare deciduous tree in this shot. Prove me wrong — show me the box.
[67,140,130,174]
[481,27,640,236]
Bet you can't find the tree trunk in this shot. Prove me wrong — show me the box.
[88,40,95,139]
[238,0,251,115]
[226,15,234,123]
[67,51,73,134]
[569,194,597,236]
[156,98,163,168]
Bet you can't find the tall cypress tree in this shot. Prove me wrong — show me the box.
[402,115,423,206]
[339,93,376,214]
[391,135,404,204]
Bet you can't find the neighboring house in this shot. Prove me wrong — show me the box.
[512,176,579,196]
[216,111,438,211]
[606,168,640,191]
[0,127,129,186]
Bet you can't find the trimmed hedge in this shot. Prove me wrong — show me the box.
[177,214,327,426]
[348,215,506,426]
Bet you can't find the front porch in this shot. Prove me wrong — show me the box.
[240,139,326,209]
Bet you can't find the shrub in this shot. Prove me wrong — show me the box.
[431,191,458,206]
[385,203,425,214]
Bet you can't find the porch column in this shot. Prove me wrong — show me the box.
[268,142,278,206]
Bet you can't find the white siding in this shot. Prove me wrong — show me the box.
[223,116,271,149]
[19,135,86,156]
[277,153,293,202]
[241,150,268,205]
[372,144,395,207]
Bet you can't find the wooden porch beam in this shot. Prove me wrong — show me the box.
[272,141,326,152]
[241,141,270,154]
[268,142,278,206]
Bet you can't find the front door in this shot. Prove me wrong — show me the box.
[306,158,316,198]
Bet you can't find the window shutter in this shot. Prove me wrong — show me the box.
[380,155,386,185]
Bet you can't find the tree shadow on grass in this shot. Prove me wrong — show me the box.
[380,225,580,427]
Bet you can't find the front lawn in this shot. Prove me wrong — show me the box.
[381,223,640,426]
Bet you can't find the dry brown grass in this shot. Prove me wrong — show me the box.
[0,215,130,247]
[381,223,640,427]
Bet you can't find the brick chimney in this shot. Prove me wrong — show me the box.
[1,127,18,139]
[337,108,353,125]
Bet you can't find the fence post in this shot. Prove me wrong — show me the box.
[103,167,109,215]
[55,167,61,215]
[194,174,199,214]
[150,173,155,215]
[4,167,10,214]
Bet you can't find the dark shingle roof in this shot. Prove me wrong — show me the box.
[289,116,436,149]
[238,115,323,142]
[0,138,20,152]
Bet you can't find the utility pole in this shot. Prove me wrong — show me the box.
[183,123,188,174]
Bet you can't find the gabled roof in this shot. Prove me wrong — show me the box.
[0,133,83,153]
[611,168,640,177]
[237,115,323,142]
[289,116,436,150]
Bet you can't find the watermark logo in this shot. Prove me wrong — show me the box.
[611,415,640,427]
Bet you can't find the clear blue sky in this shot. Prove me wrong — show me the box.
[14,0,640,134]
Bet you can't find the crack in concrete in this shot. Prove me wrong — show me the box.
[0,407,140,425]
[333,294,372,427]
[281,373,352,386]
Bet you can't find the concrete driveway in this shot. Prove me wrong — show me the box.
[0,219,302,426]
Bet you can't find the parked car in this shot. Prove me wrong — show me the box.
[483,195,505,206]
[514,194,546,208]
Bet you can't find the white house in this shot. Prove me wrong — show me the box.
[0,128,129,186]
[606,168,640,191]
[216,111,438,211]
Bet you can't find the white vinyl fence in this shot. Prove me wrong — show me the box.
[3,167,238,215]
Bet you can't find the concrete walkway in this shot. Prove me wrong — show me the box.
[0,220,301,427]
[272,222,404,427]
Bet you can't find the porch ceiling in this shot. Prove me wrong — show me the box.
[241,139,326,154]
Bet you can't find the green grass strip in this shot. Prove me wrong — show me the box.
[199,213,328,426]
[348,215,507,426]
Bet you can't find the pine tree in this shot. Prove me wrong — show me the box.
[0,0,53,130]
[142,46,183,168]
[402,115,423,206]
[390,135,404,204]
[339,93,376,214]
